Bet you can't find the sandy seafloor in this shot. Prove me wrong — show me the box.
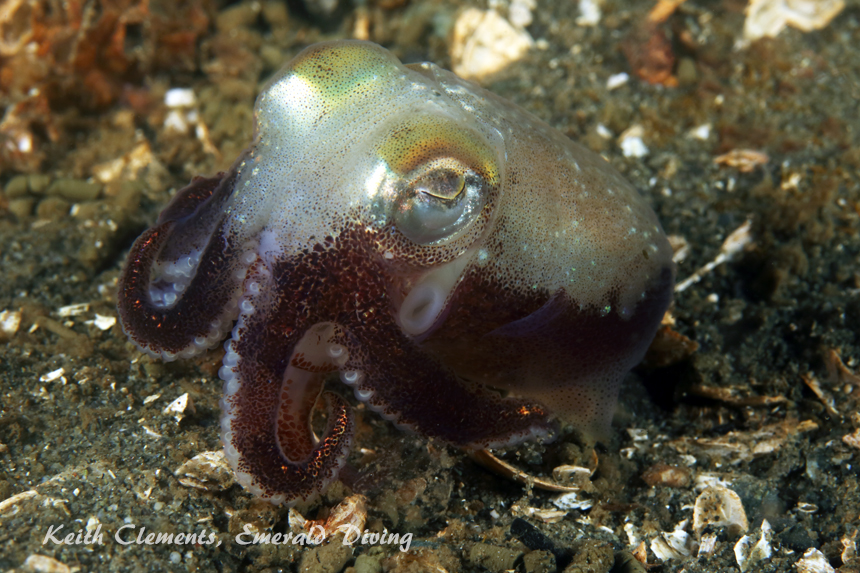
[1,0,860,571]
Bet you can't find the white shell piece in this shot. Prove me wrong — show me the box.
[698,533,717,557]
[174,450,235,492]
[693,485,749,535]
[734,519,773,572]
[162,393,195,423]
[795,548,836,573]
[650,530,693,561]
[552,492,594,511]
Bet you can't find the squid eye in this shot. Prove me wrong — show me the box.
[395,166,486,245]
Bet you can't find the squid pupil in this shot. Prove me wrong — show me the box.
[414,168,465,202]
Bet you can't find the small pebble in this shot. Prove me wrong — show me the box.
[46,178,102,202]
[523,550,556,573]
[564,540,614,573]
[677,57,697,86]
[261,1,289,27]
[216,2,260,33]
[8,197,35,219]
[641,463,692,488]
[4,174,29,198]
[469,543,524,571]
[353,554,383,573]
[28,174,52,194]
[36,197,71,220]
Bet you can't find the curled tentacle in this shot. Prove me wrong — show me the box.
[339,312,556,449]
[219,258,355,505]
[117,172,246,360]
[221,388,353,505]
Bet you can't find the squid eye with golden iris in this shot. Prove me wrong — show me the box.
[394,166,486,245]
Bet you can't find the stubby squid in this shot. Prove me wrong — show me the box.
[117,41,674,505]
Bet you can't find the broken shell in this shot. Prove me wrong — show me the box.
[0,490,40,518]
[633,541,648,564]
[297,495,369,540]
[641,463,692,488]
[320,494,368,537]
[825,349,860,386]
[734,519,773,572]
[532,509,568,524]
[668,235,690,263]
[174,450,235,491]
[744,0,845,42]
[450,8,533,81]
[842,428,860,450]
[713,149,769,172]
[163,393,196,422]
[22,554,71,573]
[552,491,594,511]
[650,530,693,561]
[795,548,836,573]
[672,419,815,465]
[0,309,22,341]
[698,533,718,557]
[552,464,594,481]
[693,485,749,536]
[511,503,568,524]
[841,534,857,563]
[288,508,308,533]
[801,373,840,416]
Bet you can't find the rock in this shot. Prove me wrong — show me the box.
[523,550,556,573]
[8,197,34,219]
[299,538,353,573]
[35,197,70,220]
[216,2,261,33]
[352,554,382,573]
[303,0,339,18]
[261,1,289,27]
[28,174,52,194]
[469,543,524,571]
[564,540,614,573]
[4,174,29,198]
[46,178,102,202]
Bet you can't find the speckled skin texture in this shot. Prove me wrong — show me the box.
[117,40,674,505]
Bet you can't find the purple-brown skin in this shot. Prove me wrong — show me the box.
[117,41,674,506]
